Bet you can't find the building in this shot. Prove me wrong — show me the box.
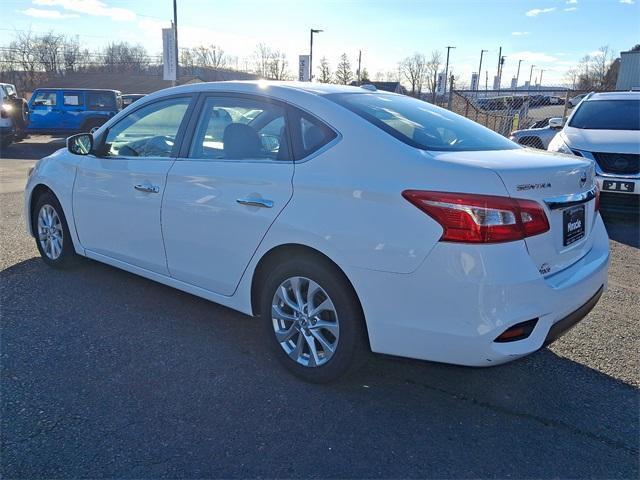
[616,49,640,90]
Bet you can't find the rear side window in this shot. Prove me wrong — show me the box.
[290,111,337,159]
[569,99,640,131]
[32,91,57,107]
[63,92,83,106]
[327,92,518,152]
[87,91,117,111]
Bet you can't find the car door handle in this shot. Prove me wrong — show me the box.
[236,197,274,208]
[134,184,160,193]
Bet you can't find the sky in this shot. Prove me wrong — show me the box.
[2,0,639,86]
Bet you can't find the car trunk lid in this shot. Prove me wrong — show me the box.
[428,148,598,277]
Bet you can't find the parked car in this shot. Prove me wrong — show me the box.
[122,93,146,108]
[568,93,588,108]
[510,117,565,149]
[28,88,122,135]
[548,91,639,212]
[0,82,30,148]
[25,81,608,382]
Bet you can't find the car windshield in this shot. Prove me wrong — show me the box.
[569,99,640,130]
[326,92,519,152]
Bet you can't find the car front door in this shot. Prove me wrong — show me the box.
[72,95,194,274]
[28,90,62,131]
[161,94,295,296]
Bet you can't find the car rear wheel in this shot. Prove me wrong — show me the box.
[260,256,367,383]
[33,192,78,268]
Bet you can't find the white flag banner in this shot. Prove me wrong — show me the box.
[163,27,176,81]
[298,55,310,82]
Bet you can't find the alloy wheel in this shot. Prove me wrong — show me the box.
[37,204,63,260]
[271,276,340,367]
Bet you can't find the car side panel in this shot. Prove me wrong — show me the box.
[24,148,86,256]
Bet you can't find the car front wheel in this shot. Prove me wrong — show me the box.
[260,256,367,383]
[33,192,78,268]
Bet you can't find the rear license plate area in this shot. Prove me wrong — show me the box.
[563,205,585,246]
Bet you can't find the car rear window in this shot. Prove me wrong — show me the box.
[568,99,640,130]
[326,92,518,152]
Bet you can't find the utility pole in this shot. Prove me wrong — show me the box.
[357,49,362,85]
[497,55,506,91]
[443,46,456,95]
[173,0,178,85]
[309,28,323,82]
[477,49,488,92]
[495,46,502,90]
[515,59,523,89]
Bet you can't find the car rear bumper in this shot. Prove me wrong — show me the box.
[348,214,610,367]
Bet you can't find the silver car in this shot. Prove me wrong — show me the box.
[509,117,564,149]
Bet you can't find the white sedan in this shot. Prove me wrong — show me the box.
[25,81,609,382]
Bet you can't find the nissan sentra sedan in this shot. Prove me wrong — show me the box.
[25,81,609,382]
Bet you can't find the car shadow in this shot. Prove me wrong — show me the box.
[1,135,65,160]
[601,211,639,248]
[1,257,638,478]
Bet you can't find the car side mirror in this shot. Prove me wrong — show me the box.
[548,117,564,129]
[67,133,93,155]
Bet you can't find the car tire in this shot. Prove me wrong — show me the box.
[81,118,105,133]
[32,191,78,269]
[260,255,368,383]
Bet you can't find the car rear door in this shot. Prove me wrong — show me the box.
[73,95,195,274]
[161,94,296,296]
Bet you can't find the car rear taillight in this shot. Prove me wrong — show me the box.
[402,190,550,243]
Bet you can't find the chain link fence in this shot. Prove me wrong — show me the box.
[444,88,609,146]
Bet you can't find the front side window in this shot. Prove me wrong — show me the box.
[105,97,190,158]
[87,91,117,111]
[189,96,290,161]
[569,99,640,131]
[327,92,518,152]
[32,91,57,107]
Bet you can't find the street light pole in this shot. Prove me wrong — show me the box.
[529,64,535,88]
[309,28,323,82]
[539,69,545,88]
[477,49,488,92]
[443,45,456,95]
[173,0,179,85]
[515,59,523,88]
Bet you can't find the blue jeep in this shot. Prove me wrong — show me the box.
[28,88,122,134]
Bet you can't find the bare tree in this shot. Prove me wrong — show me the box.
[268,50,289,80]
[425,50,442,101]
[317,56,332,83]
[401,53,427,96]
[193,44,226,69]
[102,41,150,73]
[253,43,272,78]
[335,53,353,85]
[62,35,81,73]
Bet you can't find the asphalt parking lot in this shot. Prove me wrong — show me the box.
[1,136,639,478]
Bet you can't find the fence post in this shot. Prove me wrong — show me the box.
[485,113,489,126]
[464,100,469,117]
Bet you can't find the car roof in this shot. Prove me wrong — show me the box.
[155,80,391,98]
[33,88,121,93]
[586,91,640,101]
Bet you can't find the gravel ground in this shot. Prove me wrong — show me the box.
[1,139,638,478]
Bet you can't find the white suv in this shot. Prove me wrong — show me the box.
[0,82,29,148]
[548,92,640,209]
